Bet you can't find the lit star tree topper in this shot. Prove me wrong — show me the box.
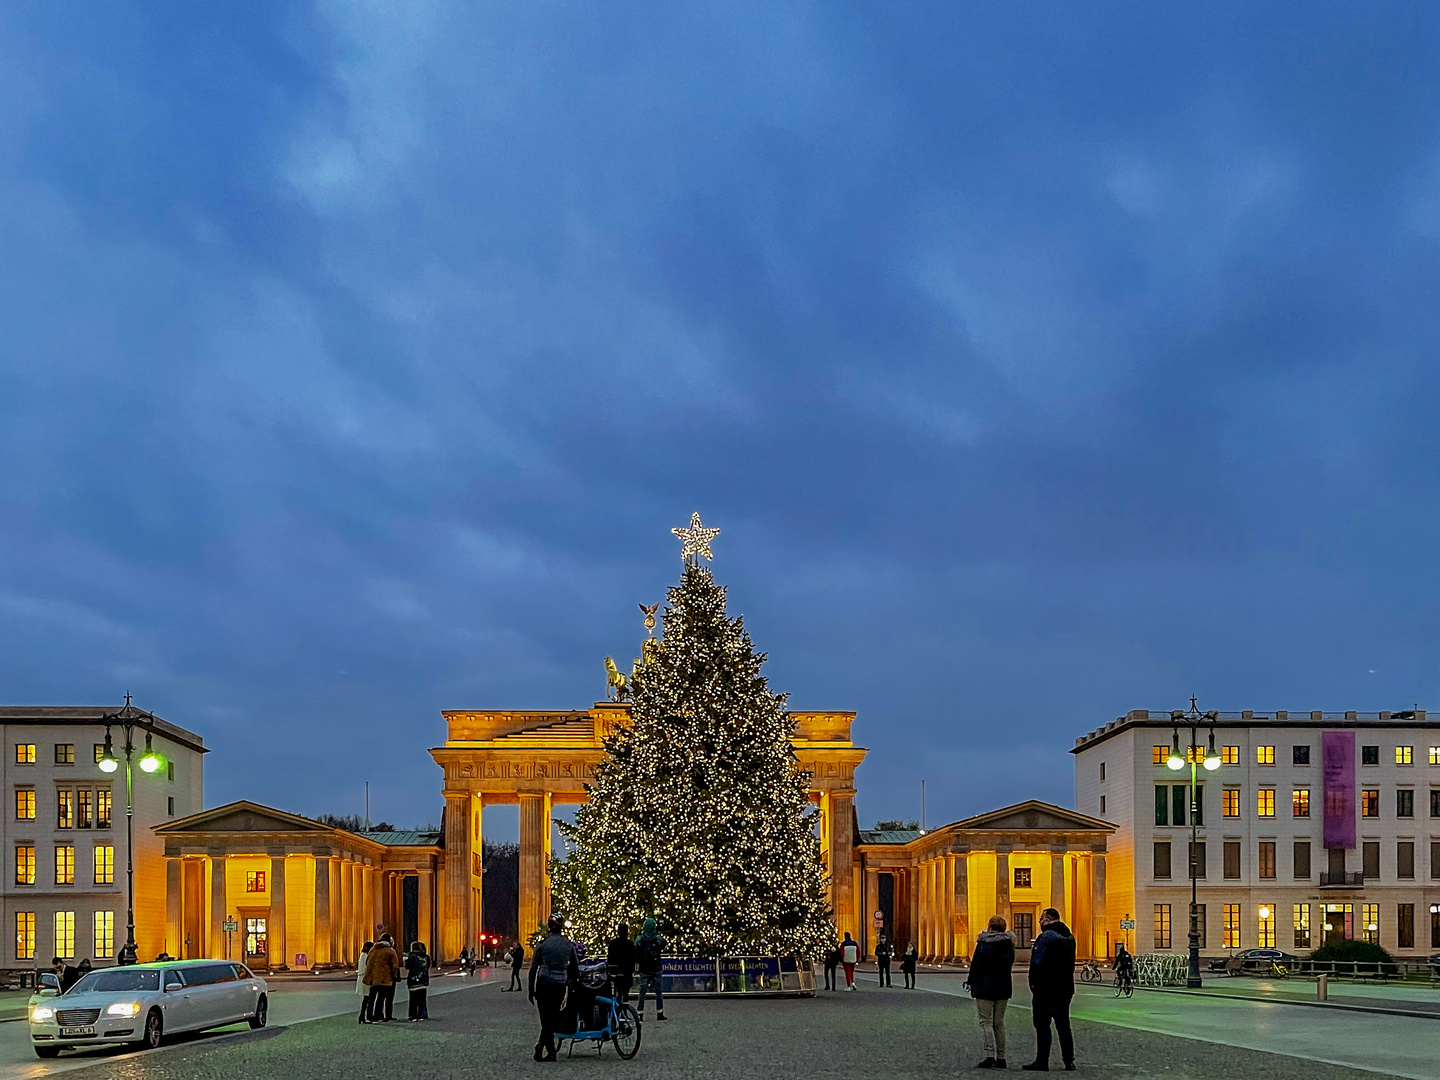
[671,511,721,563]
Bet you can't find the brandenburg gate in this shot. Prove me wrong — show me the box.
[430,702,867,961]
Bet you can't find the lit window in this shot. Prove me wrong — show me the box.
[1221,745,1240,765]
[96,790,112,828]
[1258,905,1276,947]
[1154,904,1171,949]
[55,845,74,886]
[1361,789,1380,817]
[93,911,114,959]
[15,845,34,886]
[1397,746,1413,765]
[1223,904,1240,949]
[53,911,74,960]
[1292,788,1310,817]
[14,790,35,821]
[1257,745,1275,765]
[94,844,113,886]
[77,790,92,829]
[246,870,267,893]
[1362,903,1379,946]
[1152,746,1166,765]
[1223,789,1240,818]
[1014,867,1032,889]
[56,790,73,830]
[54,744,74,765]
[1430,746,1440,766]
[1293,904,1310,949]
[1256,788,1276,817]
[93,743,106,765]
[15,911,35,961]
[14,744,35,765]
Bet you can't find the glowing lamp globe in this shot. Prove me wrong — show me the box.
[98,755,118,774]
[138,733,162,773]
[1166,752,1185,771]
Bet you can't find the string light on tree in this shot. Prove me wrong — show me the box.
[671,511,721,563]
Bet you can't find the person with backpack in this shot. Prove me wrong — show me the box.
[607,923,636,1004]
[900,940,919,988]
[874,933,894,988]
[635,918,667,1021]
[405,941,431,1021]
[823,941,841,991]
[529,914,579,1062]
[840,932,860,991]
[1025,907,1077,1071]
[967,915,1016,1070]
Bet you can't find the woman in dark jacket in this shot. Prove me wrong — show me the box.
[967,915,1016,1069]
[900,941,919,988]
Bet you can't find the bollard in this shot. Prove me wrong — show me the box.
[1318,973,1328,1001]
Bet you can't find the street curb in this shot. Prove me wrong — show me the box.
[1138,984,1440,1020]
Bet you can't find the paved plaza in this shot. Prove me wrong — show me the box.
[0,966,1433,1080]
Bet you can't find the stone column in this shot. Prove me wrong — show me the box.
[863,865,879,957]
[418,868,434,955]
[519,793,551,940]
[830,793,857,942]
[165,858,182,959]
[995,850,1011,924]
[953,853,970,959]
[329,857,343,964]
[916,861,928,957]
[942,856,955,959]
[210,855,227,959]
[1050,852,1067,923]
[269,855,288,970]
[442,792,471,962]
[1090,854,1108,959]
[314,856,332,967]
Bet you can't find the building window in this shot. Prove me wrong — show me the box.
[54,744,74,765]
[77,790,92,829]
[93,743,106,765]
[15,912,35,961]
[1258,841,1276,879]
[14,789,35,821]
[1432,789,1440,818]
[1433,841,1440,880]
[1294,841,1311,879]
[1155,786,1168,826]
[246,870,267,894]
[1189,841,1206,879]
[94,844,114,886]
[15,845,34,886]
[53,912,74,960]
[1431,746,1440,766]
[1223,841,1241,879]
[1154,904,1171,950]
[54,844,74,886]
[1397,789,1414,818]
[1223,789,1240,818]
[96,790,112,829]
[1397,746,1413,765]
[167,796,175,816]
[1257,745,1275,765]
[1361,789,1379,817]
[93,911,114,959]
[167,760,174,782]
[1293,904,1311,949]
[1014,867,1032,889]
[1292,788,1310,817]
[1398,904,1415,949]
[1362,903,1379,945]
[1100,762,1106,782]
[1256,789,1276,817]
[1363,841,1380,879]
[1292,745,1310,765]
[1433,907,1440,949]
[1398,841,1415,879]
[14,744,35,765]
[1362,745,1379,766]
[1173,786,1187,826]
[1153,746,1167,766]
[1153,842,1172,879]
[1223,904,1240,949]
[1258,904,1276,947]
[56,790,74,830]
[1221,745,1239,765]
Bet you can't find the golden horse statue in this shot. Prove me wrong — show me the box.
[604,656,629,701]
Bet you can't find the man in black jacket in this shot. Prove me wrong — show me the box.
[874,934,893,988]
[606,923,635,1004]
[529,915,579,1062]
[967,915,1015,1069]
[1024,908,1076,1071]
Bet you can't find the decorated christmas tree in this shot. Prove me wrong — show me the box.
[549,516,834,957]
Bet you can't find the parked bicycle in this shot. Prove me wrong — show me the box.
[1268,961,1289,979]
[1079,961,1103,983]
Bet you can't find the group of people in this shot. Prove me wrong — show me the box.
[965,907,1077,1071]
[355,934,432,1023]
[824,932,918,991]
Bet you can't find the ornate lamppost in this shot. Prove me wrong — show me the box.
[98,695,164,965]
[1166,698,1221,989]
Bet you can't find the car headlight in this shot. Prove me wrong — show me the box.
[106,1002,142,1017]
[31,1005,54,1021]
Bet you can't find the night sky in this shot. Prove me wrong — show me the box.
[4,3,1440,837]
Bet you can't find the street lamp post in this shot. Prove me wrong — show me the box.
[98,695,164,966]
[1167,698,1222,989]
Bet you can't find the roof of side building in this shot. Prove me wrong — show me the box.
[0,705,206,754]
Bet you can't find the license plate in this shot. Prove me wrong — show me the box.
[60,1026,95,1037]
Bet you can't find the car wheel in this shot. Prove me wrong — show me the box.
[33,1046,60,1059]
[143,1008,164,1049]
[249,996,267,1030]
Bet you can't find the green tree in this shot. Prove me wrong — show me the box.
[549,562,834,957]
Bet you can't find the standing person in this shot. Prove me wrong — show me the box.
[967,915,1016,1070]
[52,957,79,993]
[634,918,668,1021]
[875,934,893,988]
[508,941,526,991]
[405,941,431,1021]
[529,914,578,1062]
[901,940,919,989]
[840,932,859,991]
[1025,907,1077,1071]
[364,934,401,1023]
[823,941,841,991]
[607,923,635,1004]
[356,941,374,1023]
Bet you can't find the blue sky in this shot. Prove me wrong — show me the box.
[3,3,1440,835]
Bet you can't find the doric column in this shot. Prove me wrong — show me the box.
[942,855,955,959]
[829,793,857,942]
[418,868,434,955]
[1091,854,1108,959]
[209,855,227,959]
[314,856,332,967]
[443,792,471,962]
[329,857,342,963]
[995,850,1011,923]
[519,793,551,939]
[953,853,970,959]
[165,858,182,959]
[1050,852,1066,923]
[269,855,288,970]
[863,864,879,957]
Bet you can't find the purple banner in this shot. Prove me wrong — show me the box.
[1322,731,1355,850]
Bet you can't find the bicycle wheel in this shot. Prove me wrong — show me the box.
[612,1004,641,1060]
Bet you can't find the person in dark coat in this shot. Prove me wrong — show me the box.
[823,943,841,991]
[900,940,919,988]
[405,941,430,1021]
[1025,907,1077,1071]
[874,934,893,988]
[634,918,667,1021]
[606,923,635,1004]
[504,942,525,991]
[967,915,1016,1069]
[529,915,579,1062]
[364,934,401,1022]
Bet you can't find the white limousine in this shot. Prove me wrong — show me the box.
[29,959,268,1058]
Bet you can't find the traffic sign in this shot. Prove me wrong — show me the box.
[1120,919,1135,930]
[222,920,238,933]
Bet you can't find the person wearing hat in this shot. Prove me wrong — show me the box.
[634,918,667,1021]
[529,914,579,1062]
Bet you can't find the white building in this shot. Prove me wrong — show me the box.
[1073,709,1440,959]
[1,706,205,969]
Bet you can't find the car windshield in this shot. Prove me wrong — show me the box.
[69,969,161,994]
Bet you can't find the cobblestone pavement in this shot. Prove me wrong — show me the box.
[25,978,1396,1080]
